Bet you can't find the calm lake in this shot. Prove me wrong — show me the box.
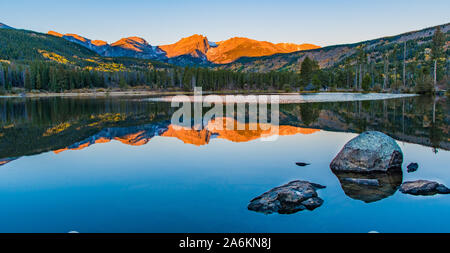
[0,94,448,233]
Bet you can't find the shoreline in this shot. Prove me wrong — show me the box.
[0,89,419,98]
[1,90,192,98]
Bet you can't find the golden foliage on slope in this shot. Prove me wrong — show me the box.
[39,49,125,72]
[83,58,126,72]
[88,113,126,127]
[38,49,73,64]
[43,122,72,137]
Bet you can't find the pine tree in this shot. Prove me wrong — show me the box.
[300,57,319,86]
[24,68,32,91]
[362,74,371,91]
[35,71,42,90]
[49,67,57,92]
[0,66,4,89]
[383,53,389,90]
[403,41,407,87]
[431,26,445,87]
[119,72,127,89]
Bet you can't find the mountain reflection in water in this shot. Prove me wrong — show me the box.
[49,119,319,153]
[0,95,447,162]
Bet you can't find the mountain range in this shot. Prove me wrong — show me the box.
[1,22,448,73]
[46,30,320,65]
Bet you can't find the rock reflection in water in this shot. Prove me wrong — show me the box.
[332,169,403,203]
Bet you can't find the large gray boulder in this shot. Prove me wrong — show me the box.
[248,180,326,214]
[330,131,403,173]
[400,180,450,196]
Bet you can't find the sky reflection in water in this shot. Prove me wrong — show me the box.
[0,96,448,232]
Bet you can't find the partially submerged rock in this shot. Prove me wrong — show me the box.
[399,180,450,196]
[342,178,380,186]
[407,163,419,173]
[333,170,403,203]
[248,180,326,214]
[295,162,311,167]
[330,131,403,173]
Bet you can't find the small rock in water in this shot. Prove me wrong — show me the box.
[399,180,450,196]
[407,163,419,173]
[248,180,326,215]
[330,131,403,173]
[296,162,311,167]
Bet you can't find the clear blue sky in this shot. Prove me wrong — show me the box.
[2,0,449,46]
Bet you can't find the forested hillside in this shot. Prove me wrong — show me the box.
[0,24,448,94]
[221,23,449,93]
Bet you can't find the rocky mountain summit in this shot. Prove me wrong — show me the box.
[160,34,212,60]
[47,31,166,60]
[206,37,319,64]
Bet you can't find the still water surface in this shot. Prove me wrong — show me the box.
[0,94,448,232]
